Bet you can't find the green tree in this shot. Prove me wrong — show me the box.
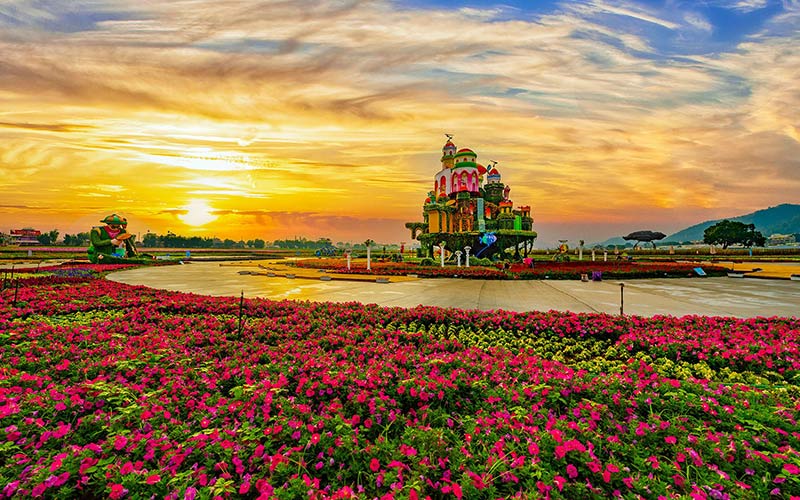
[37,229,59,245]
[141,233,159,248]
[63,232,90,246]
[703,220,766,249]
[252,238,265,249]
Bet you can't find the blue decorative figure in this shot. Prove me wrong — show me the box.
[476,232,497,257]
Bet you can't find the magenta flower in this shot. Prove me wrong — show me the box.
[784,463,800,475]
[566,464,578,479]
[113,434,128,451]
[109,483,127,499]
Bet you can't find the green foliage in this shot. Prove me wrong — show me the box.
[36,229,60,245]
[469,256,492,266]
[703,220,766,249]
[62,232,90,246]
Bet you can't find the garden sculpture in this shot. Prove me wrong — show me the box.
[622,230,667,249]
[551,242,571,262]
[87,214,153,264]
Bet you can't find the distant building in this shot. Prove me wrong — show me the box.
[10,228,41,246]
[767,233,797,246]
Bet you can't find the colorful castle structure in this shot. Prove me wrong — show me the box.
[406,137,537,260]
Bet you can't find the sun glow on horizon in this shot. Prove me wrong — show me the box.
[178,200,218,227]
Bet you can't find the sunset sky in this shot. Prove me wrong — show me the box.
[1,0,798,247]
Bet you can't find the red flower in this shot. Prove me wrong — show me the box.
[109,483,127,499]
[370,458,380,472]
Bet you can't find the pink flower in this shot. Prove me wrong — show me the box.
[784,463,800,475]
[145,474,160,484]
[113,435,128,451]
[399,444,417,456]
[554,475,566,492]
[566,464,578,479]
[109,483,127,499]
[665,436,677,444]
[370,458,380,472]
[120,462,134,475]
[3,481,19,497]
[32,483,47,497]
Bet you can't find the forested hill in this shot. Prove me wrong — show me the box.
[666,204,800,243]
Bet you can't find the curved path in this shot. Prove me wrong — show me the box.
[107,261,800,318]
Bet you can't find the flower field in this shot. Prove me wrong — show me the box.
[2,271,800,498]
[295,259,727,280]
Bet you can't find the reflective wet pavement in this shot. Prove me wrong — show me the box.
[106,261,800,318]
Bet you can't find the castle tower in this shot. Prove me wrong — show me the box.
[441,139,456,170]
[451,148,480,195]
[484,166,505,204]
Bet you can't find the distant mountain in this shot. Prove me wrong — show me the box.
[667,204,800,243]
[592,236,628,247]
[587,204,800,247]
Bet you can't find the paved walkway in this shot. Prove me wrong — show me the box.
[106,261,800,318]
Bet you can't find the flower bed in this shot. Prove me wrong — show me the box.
[295,259,727,279]
[508,261,729,279]
[1,273,799,498]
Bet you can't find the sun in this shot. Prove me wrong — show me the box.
[178,199,218,227]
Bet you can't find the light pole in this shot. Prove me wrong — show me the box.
[464,246,471,267]
[455,250,462,267]
[439,241,446,268]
